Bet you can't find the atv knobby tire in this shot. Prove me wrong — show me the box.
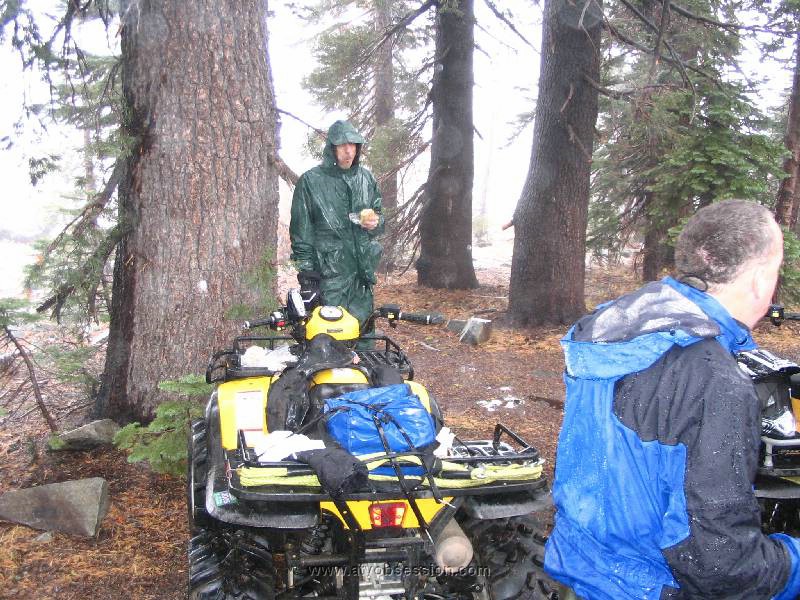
[188,527,276,600]
[188,419,210,533]
[460,513,559,600]
[187,419,277,600]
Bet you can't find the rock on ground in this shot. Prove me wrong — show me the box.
[0,477,110,537]
[54,419,121,450]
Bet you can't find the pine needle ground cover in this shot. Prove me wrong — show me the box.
[1,265,800,599]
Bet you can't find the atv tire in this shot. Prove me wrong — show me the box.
[459,513,559,600]
[188,419,211,533]
[188,527,276,600]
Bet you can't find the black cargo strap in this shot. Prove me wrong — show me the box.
[335,398,443,507]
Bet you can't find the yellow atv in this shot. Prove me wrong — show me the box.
[188,290,554,600]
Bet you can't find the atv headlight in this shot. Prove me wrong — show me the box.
[763,408,797,438]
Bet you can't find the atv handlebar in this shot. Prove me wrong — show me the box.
[397,311,445,325]
[767,304,800,326]
[244,311,287,330]
[374,304,445,327]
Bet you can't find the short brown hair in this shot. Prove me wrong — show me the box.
[675,200,778,285]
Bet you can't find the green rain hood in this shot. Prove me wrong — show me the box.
[289,120,384,324]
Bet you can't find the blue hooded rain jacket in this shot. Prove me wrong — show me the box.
[544,277,800,600]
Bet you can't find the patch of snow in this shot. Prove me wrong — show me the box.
[477,399,502,412]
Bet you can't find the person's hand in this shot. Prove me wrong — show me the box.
[360,208,379,231]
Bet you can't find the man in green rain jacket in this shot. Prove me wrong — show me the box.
[290,120,384,326]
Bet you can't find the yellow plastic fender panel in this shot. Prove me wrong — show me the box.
[406,380,432,413]
[305,306,360,341]
[320,498,452,530]
[312,368,369,386]
[218,376,275,450]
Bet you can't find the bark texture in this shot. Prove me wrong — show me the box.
[374,0,397,213]
[416,0,478,289]
[508,0,602,325]
[97,0,280,422]
[777,32,800,231]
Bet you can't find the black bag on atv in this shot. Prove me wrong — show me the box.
[266,334,370,431]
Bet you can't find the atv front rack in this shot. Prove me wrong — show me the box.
[206,335,413,383]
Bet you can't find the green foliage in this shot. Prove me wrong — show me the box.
[114,375,211,476]
[39,343,100,396]
[28,154,61,185]
[47,434,66,451]
[590,62,785,264]
[301,1,432,183]
[0,298,41,328]
[156,374,215,398]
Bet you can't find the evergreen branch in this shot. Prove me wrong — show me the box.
[601,18,716,83]
[655,0,796,37]
[3,326,57,432]
[615,0,692,91]
[357,0,436,70]
[647,1,670,85]
[583,74,634,99]
[44,159,124,257]
[37,224,123,321]
[269,152,299,188]
[481,0,536,50]
[277,108,326,137]
[379,141,431,183]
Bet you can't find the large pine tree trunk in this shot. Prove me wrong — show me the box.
[416,0,478,289]
[374,0,397,213]
[778,32,800,230]
[508,0,602,325]
[97,1,280,422]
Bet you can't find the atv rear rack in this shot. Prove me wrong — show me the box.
[225,423,544,502]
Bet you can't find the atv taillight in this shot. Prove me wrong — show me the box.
[369,502,406,528]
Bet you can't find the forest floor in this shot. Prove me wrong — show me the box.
[3,261,800,599]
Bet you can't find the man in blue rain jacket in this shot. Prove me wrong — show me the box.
[545,200,800,599]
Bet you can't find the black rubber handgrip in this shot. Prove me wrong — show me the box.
[400,311,445,325]
[244,317,274,329]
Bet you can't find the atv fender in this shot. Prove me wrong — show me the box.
[204,398,319,529]
[462,489,552,520]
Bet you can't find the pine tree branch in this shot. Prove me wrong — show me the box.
[276,108,326,137]
[647,1,670,84]
[601,18,715,83]
[481,0,536,50]
[269,152,299,188]
[615,0,692,90]
[3,326,57,432]
[655,0,795,36]
[357,0,437,70]
[44,158,124,256]
[37,224,123,321]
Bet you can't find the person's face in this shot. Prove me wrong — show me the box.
[334,143,357,169]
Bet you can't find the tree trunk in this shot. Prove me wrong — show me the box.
[374,0,399,272]
[508,0,602,325]
[97,0,280,423]
[777,31,800,230]
[374,0,397,213]
[416,0,478,289]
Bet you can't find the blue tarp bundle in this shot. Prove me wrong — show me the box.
[324,384,435,474]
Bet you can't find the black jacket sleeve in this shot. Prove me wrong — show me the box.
[614,339,791,599]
